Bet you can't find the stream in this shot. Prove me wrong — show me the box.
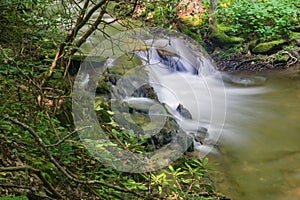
[213,70,300,200]
[135,36,300,199]
[75,26,300,199]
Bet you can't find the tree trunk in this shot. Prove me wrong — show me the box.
[209,0,218,32]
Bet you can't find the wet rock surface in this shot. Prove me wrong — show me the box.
[94,52,194,151]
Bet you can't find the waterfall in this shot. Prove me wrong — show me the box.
[130,34,268,158]
[73,28,269,171]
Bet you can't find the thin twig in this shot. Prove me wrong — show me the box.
[0,166,64,199]
[46,125,92,147]
[6,117,141,197]
[0,44,42,91]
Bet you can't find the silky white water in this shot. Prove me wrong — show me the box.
[130,37,300,199]
[76,26,300,197]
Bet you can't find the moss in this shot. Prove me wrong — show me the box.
[291,32,300,39]
[249,39,259,50]
[291,32,300,46]
[180,26,204,45]
[210,29,244,47]
[217,23,231,33]
[107,53,142,75]
[252,39,286,54]
[275,54,290,62]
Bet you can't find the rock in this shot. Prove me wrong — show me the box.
[121,97,160,113]
[176,104,192,119]
[132,84,157,99]
[248,39,259,51]
[210,30,244,47]
[69,55,106,76]
[96,53,144,95]
[291,32,300,46]
[252,39,286,54]
[148,117,181,149]
[217,23,231,33]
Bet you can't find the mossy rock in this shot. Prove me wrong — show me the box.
[180,26,204,45]
[69,55,106,76]
[217,23,231,33]
[96,53,144,95]
[291,32,300,46]
[210,30,244,47]
[106,53,142,76]
[242,39,259,54]
[252,39,287,54]
[249,39,259,50]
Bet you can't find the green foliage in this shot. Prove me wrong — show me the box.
[217,0,300,41]
[0,0,67,60]
[143,0,180,29]
[0,196,28,200]
[0,1,224,199]
[144,158,215,199]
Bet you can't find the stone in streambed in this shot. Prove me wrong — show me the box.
[176,104,192,119]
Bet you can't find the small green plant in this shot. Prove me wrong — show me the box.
[144,0,180,29]
[217,0,300,41]
[144,158,215,199]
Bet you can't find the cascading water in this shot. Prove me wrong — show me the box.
[73,27,300,198]
[128,34,267,158]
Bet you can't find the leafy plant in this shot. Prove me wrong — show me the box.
[217,0,300,41]
[144,158,215,199]
[143,0,180,29]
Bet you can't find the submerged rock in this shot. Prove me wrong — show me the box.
[223,74,267,86]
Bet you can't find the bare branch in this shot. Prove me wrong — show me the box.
[46,125,92,147]
[0,166,64,199]
[47,0,109,81]
[73,0,109,53]
[6,117,141,197]
[76,0,108,32]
